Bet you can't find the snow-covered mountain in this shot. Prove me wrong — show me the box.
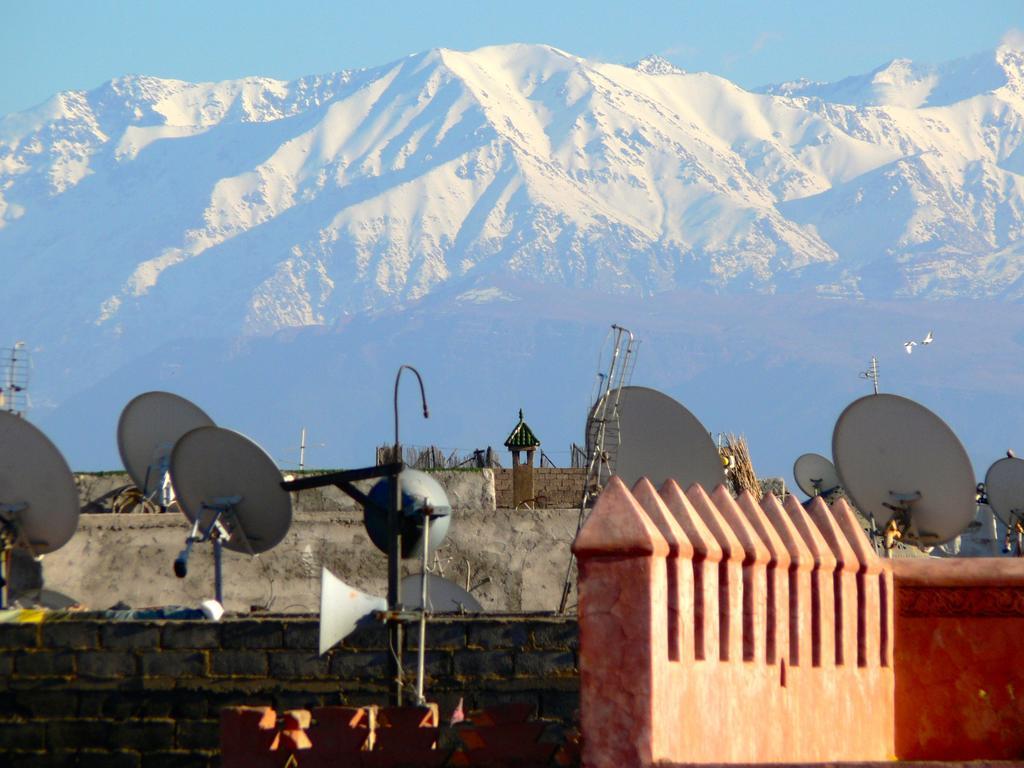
[2,43,1024,474]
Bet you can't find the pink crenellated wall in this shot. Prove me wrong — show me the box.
[573,477,895,767]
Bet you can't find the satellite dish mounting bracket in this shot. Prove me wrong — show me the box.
[881,490,923,549]
[0,501,30,608]
[173,496,244,604]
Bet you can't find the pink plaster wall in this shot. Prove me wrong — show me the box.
[893,558,1024,760]
[573,478,895,767]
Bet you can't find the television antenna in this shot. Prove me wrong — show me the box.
[832,393,975,551]
[0,342,30,416]
[858,356,880,394]
[0,411,79,607]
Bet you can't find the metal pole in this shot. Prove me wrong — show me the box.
[389,460,404,705]
[415,510,430,705]
[213,538,223,605]
[391,364,430,706]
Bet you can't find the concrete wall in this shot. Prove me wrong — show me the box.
[0,615,578,767]
[41,469,576,614]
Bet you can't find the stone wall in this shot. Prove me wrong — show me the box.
[0,615,578,767]
[494,468,586,508]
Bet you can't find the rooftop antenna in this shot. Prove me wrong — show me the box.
[0,342,30,416]
[859,356,880,395]
[559,325,637,613]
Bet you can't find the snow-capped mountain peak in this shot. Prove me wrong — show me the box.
[630,55,686,76]
[757,46,1022,108]
[2,41,1024,398]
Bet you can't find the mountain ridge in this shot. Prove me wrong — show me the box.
[2,43,1024,475]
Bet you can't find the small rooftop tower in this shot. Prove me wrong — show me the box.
[504,409,541,508]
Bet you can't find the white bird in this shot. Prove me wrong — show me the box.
[922,330,934,345]
[904,340,917,354]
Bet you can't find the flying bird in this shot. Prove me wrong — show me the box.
[904,340,917,354]
[922,330,934,345]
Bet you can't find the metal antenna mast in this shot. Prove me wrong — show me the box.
[859,356,880,395]
[0,342,29,416]
[558,324,637,613]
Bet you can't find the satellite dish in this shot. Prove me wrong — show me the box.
[117,391,214,504]
[0,411,79,555]
[400,573,482,613]
[587,386,724,490]
[365,469,452,559]
[0,412,79,608]
[169,426,292,603]
[793,453,841,498]
[832,393,975,547]
[319,567,386,655]
[984,456,1024,529]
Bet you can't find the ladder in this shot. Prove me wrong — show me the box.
[558,324,638,613]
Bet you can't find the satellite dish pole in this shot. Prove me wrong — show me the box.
[392,364,429,705]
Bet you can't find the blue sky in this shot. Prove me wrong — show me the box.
[2,1,1023,116]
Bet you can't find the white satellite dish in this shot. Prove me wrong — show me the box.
[984,456,1024,530]
[832,393,975,547]
[117,391,214,505]
[0,411,79,607]
[319,567,386,655]
[169,426,292,603]
[400,573,482,613]
[793,453,841,498]
[587,386,724,491]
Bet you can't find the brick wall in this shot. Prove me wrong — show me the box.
[495,468,585,508]
[0,615,577,767]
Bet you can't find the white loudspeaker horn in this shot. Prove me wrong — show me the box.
[319,566,386,656]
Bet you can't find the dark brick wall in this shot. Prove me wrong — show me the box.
[0,615,578,766]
